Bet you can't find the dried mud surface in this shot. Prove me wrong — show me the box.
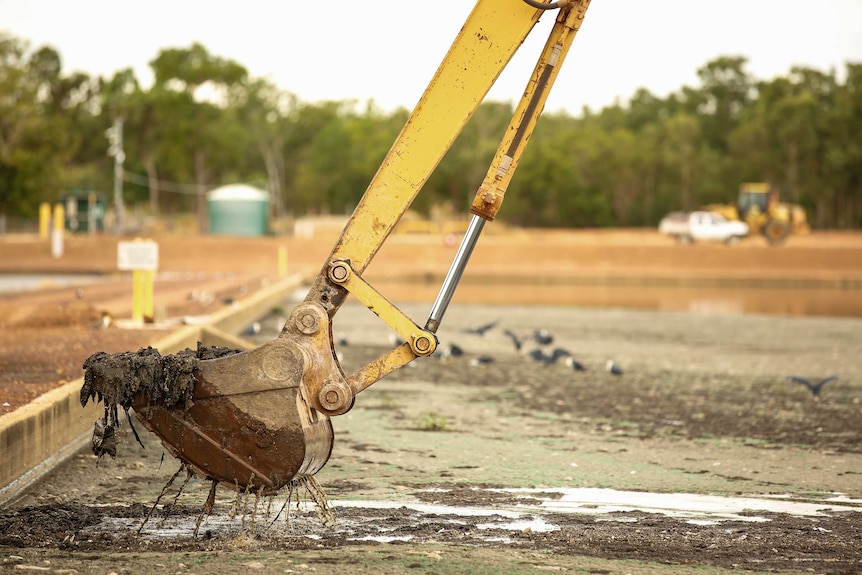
[3,301,862,574]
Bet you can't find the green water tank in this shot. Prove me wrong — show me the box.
[207,185,269,236]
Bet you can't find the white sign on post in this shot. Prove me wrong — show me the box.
[117,240,159,271]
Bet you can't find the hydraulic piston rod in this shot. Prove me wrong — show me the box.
[425,214,486,333]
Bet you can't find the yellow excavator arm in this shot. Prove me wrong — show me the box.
[307,0,591,401]
[84,0,594,493]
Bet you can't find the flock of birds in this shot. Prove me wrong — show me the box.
[418,319,624,376]
[373,319,839,398]
[110,282,834,400]
[74,286,840,399]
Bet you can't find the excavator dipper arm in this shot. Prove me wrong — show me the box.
[125,0,593,493]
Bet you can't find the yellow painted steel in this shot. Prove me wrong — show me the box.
[306,1,595,398]
[328,260,436,355]
[52,204,64,232]
[39,203,51,240]
[346,343,418,396]
[131,269,155,324]
[132,269,144,324]
[471,1,592,220]
[330,262,439,394]
[328,0,540,275]
[143,269,154,320]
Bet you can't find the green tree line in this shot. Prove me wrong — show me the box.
[1,32,860,230]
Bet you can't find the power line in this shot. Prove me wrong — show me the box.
[122,170,268,194]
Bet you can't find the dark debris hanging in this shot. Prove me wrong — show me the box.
[79,343,242,458]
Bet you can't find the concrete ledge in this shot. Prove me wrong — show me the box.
[0,272,307,507]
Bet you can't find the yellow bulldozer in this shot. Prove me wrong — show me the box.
[703,182,809,245]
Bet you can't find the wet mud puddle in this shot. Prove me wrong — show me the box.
[87,486,862,544]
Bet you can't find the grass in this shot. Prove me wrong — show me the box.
[411,412,448,431]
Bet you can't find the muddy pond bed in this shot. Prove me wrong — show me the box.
[2,303,862,574]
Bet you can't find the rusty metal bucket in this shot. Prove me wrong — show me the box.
[131,337,333,494]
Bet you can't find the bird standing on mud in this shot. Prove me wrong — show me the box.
[532,329,554,346]
[606,360,623,376]
[565,356,587,371]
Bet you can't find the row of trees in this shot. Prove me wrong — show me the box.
[1,32,860,230]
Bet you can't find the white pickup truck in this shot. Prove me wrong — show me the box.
[658,211,750,244]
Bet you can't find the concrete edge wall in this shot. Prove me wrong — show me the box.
[0,273,307,507]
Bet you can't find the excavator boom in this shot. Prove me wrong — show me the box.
[82,0,594,493]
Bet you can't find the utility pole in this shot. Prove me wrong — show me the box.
[106,117,126,233]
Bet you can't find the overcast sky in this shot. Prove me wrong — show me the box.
[2,0,861,114]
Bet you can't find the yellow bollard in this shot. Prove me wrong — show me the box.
[51,203,65,258]
[118,239,158,326]
[39,203,51,240]
[143,269,154,321]
[278,245,289,277]
[52,203,64,232]
[131,269,144,324]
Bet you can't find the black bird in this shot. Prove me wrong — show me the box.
[548,347,572,362]
[527,349,549,363]
[528,347,570,365]
[464,320,498,337]
[532,329,554,346]
[504,329,524,351]
[469,355,495,367]
[606,360,623,376]
[564,356,587,371]
[787,375,838,397]
[437,343,464,360]
[336,332,350,347]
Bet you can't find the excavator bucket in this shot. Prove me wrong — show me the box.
[82,302,341,493]
[130,339,333,494]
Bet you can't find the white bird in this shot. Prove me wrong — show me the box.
[90,312,112,330]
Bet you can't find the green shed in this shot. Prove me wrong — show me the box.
[63,190,106,232]
[207,185,269,236]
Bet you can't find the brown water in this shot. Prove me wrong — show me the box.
[374,280,862,319]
